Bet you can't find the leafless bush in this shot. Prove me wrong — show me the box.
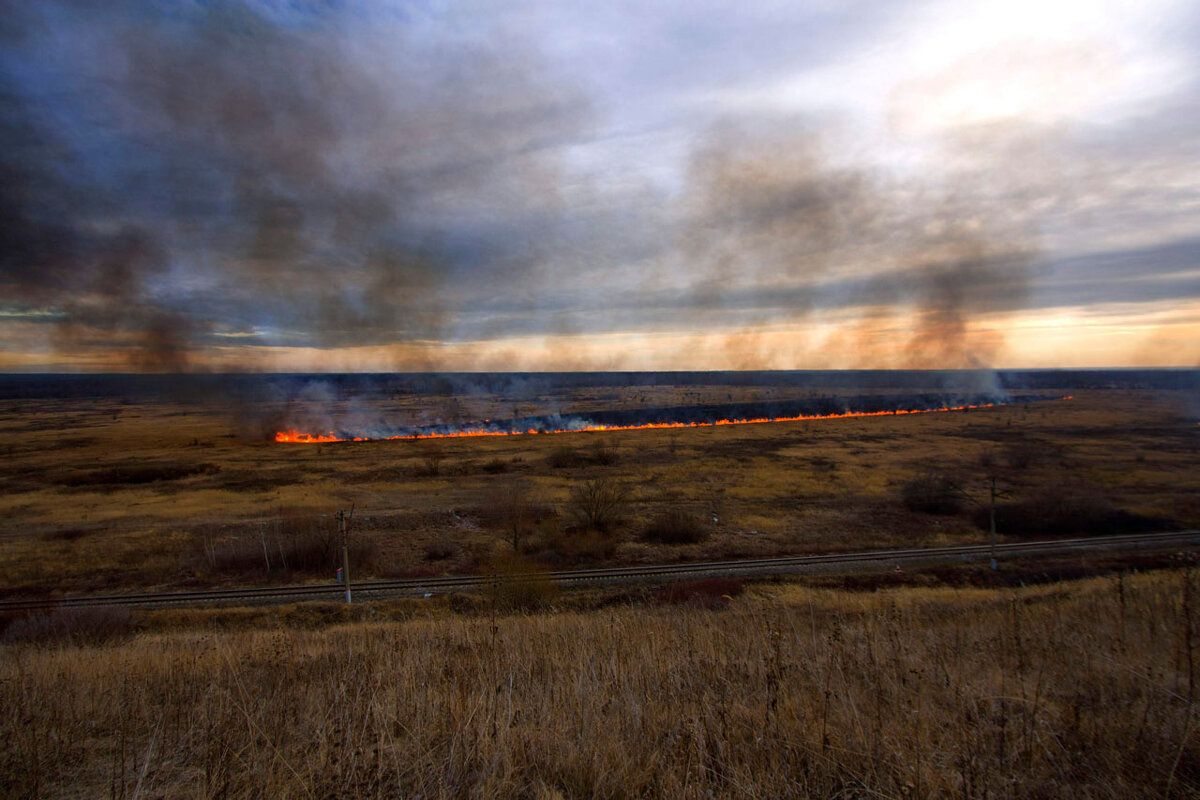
[901,470,964,515]
[197,515,378,577]
[489,555,559,612]
[39,527,93,542]
[485,477,544,553]
[588,439,619,466]
[423,536,458,561]
[417,446,444,477]
[641,509,709,544]
[569,477,630,532]
[282,528,378,575]
[546,439,619,469]
[546,445,583,469]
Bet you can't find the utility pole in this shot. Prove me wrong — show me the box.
[989,475,998,571]
[338,509,352,604]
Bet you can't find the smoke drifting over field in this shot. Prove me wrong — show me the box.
[676,123,1036,368]
[273,394,1044,443]
[1,1,589,369]
[2,1,1199,371]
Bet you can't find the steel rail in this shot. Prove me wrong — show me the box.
[1,530,1196,611]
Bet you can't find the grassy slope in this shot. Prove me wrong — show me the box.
[4,570,1200,798]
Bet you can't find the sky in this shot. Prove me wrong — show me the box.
[2,0,1199,372]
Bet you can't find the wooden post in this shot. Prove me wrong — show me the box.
[338,510,352,604]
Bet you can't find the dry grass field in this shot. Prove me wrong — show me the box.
[4,569,1200,798]
[1,375,1198,798]
[0,382,1197,596]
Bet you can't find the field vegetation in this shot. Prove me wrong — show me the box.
[0,386,1196,596]
[3,568,1200,797]
[1,377,1198,796]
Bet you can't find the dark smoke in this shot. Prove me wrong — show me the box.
[2,3,1128,375]
[676,119,1035,369]
[0,1,589,369]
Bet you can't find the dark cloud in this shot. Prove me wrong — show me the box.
[1,1,1197,372]
[1034,238,1200,309]
[0,0,591,368]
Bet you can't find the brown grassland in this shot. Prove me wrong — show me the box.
[4,569,1200,797]
[0,386,1196,596]
[1,381,1199,797]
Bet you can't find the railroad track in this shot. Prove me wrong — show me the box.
[2,530,1197,611]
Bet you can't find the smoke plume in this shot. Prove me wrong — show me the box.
[0,1,589,369]
[7,2,1188,373]
[675,120,1035,369]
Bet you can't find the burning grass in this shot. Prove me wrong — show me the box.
[271,397,1023,443]
[3,570,1199,797]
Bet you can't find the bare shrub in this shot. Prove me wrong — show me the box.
[282,527,378,575]
[546,439,619,470]
[547,445,585,469]
[484,477,544,553]
[423,536,457,561]
[588,438,619,466]
[197,514,378,577]
[489,555,559,613]
[531,530,622,566]
[418,446,444,477]
[901,471,964,515]
[569,477,630,532]
[3,606,135,646]
[641,509,709,544]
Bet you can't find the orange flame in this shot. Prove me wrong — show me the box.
[273,396,1074,443]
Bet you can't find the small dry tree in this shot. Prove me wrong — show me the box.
[488,476,539,553]
[421,444,444,476]
[569,476,630,533]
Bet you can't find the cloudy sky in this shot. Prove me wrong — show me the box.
[2,0,1199,371]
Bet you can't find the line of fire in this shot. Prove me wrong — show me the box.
[275,394,1074,444]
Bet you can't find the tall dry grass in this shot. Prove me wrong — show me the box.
[3,570,1199,798]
